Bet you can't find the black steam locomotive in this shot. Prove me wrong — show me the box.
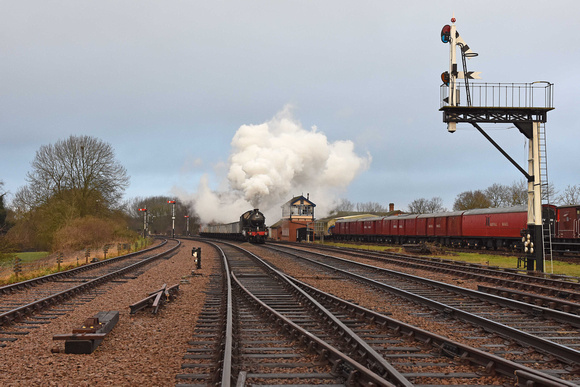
[199,209,268,243]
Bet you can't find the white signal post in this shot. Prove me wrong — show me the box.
[138,208,147,238]
[168,200,176,238]
[447,17,458,133]
[443,15,480,132]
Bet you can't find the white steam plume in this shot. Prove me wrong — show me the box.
[192,105,371,224]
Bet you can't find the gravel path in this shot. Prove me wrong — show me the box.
[0,240,216,386]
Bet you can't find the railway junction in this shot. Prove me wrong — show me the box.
[1,237,580,386]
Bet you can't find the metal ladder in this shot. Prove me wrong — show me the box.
[539,123,554,273]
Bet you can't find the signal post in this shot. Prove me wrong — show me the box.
[439,16,553,272]
[168,200,176,238]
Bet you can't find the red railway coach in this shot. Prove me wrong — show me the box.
[416,213,442,239]
[394,214,417,244]
[331,204,580,253]
[414,211,464,245]
[556,205,580,239]
[362,217,378,241]
[380,217,393,242]
[416,214,430,239]
[353,218,365,239]
[444,211,464,246]
[461,206,527,249]
[552,205,580,254]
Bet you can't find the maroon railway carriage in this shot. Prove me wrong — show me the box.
[446,211,464,246]
[415,211,464,246]
[556,205,580,239]
[553,205,580,253]
[400,215,416,243]
[362,217,377,240]
[333,206,529,249]
[331,204,580,253]
[460,206,527,250]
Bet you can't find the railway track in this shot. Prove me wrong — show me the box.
[329,239,580,261]
[0,239,180,346]
[180,239,574,386]
[284,242,580,304]
[178,241,385,386]
[261,243,580,385]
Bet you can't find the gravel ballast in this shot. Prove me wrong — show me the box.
[0,240,216,386]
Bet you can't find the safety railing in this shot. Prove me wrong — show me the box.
[441,82,553,109]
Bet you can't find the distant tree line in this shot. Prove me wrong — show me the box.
[330,199,392,214]
[0,181,7,233]
[124,196,199,236]
[330,180,580,217]
[410,181,579,214]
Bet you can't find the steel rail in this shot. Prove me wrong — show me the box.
[0,239,169,295]
[282,274,577,387]
[222,242,409,387]
[267,245,580,367]
[478,284,580,315]
[292,247,580,327]
[208,242,233,387]
[0,240,180,326]
[230,270,395,387]
[295,241,580,288]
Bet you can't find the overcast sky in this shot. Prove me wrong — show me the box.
[1,0,579,221]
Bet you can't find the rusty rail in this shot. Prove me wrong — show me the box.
[0,240,180,326]
[129,283,180,315]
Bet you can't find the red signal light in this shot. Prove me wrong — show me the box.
[167,200,176,204]
[441,25,451,43]
[441,71,450,86]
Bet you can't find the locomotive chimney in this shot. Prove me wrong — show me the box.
[307,193,309,200]
[389,203,394,212]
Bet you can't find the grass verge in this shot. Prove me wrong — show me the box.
[321,241,580,278]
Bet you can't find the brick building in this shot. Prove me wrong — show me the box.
[269,195,316,242]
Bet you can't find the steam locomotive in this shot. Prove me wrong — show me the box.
[199,209,268,244]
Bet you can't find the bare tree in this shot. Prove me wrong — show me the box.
[453,190,491,211]
[355,201,386,213]
[0,181,7,232]
[484,183,509,207]
[541,182,558,202]
[330,198,355,214]
[408,197,446,214]
[557,184,580,205]
[506,180,527,206]
[425,197,446,213]
[408,198,428,214]
[19,135,129,214]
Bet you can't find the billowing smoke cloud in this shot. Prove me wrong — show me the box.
[191,105,371,224]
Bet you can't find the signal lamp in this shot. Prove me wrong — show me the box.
[441,71,450,86]
[441,25,451,43]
